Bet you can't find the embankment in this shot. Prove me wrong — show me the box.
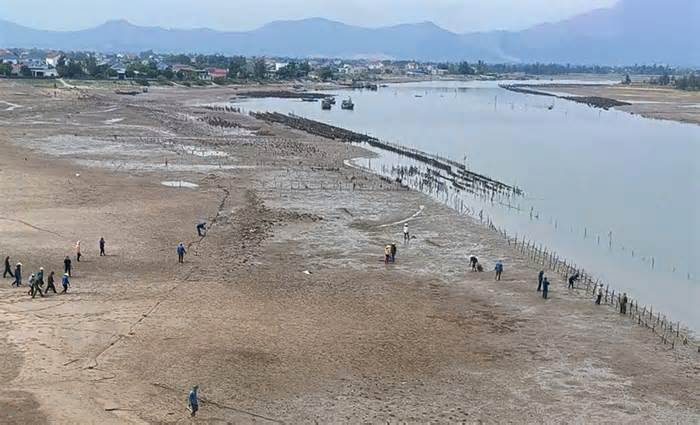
[249,111,522,198]
[501,84,631,110]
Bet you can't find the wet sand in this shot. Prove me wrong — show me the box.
[0,80,698,423]
[531,83,700,126]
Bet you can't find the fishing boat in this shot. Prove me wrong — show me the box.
[341,97,355,110]
[321,98,332,110]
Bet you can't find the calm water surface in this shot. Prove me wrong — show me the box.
[236,80,700,331]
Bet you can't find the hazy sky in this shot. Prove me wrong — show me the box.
[2,0,619,33]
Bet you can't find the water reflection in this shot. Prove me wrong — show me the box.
[236,80,700,331]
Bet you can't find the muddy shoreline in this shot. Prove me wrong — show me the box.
[0,81,698,423]
[503,82,700,125]
[501,84,632,110]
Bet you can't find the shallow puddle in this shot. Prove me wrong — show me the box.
[161,181,199,188]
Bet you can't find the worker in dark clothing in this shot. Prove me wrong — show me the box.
[45,271,57,294]
[99,237,106,256]
[30,273,44,298]
[64,256,72,277]
[469,255,478,272]
[537,270,544,292]
[12,263,22,286]
[3,256,14,278]
[196,222,207,237]
[177,243,186,263]
[390,243,397,263]
[620,293,628,314]
[542,277,550,299]
[36,268,45,287]
[568,272,579,289]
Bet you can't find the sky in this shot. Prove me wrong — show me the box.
[1,0,619,33]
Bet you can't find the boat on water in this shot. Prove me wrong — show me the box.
[301,98,318,102]
[341,97,355,110]
[321,98,333,110]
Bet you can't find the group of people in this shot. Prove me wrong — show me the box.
[3,238,107,299]
[4,256,70,298]
[383,243,398,264]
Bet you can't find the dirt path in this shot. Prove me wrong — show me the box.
[0,80,697,423]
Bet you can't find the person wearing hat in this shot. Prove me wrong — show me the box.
[188,385,199,417]
[61,273,70,294]
[469,255,479,272]
[29,273,44,298]
[36,267,45,288]
[384,244,392,264]
[403,223,409,243]
[12,263,22,287]
[595,284,604,305]
[3,256,14,279]
[45,271,57,294]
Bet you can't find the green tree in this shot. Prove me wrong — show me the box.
[253,59,267,80]
[457,61,474,75]
[228,56,247,79]
[318,66,334,81]
[0,62,12,77]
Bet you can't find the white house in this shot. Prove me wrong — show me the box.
[45,53,62,67]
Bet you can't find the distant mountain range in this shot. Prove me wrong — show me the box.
[1,0,698,65]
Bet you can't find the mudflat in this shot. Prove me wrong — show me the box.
[0,80,698,423]
[534,83,700,126]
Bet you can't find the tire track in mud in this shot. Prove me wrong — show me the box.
[86,184,237,370]
[0,217,64,237]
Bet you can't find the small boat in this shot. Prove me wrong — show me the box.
[321,98,332,110]
[341,97,354,110]
[301,98,318,102]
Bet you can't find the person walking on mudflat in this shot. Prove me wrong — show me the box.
[3,256,14,278]
[12,263,22,286]
[188,385,199,417]
[36,267,45,287]
[494,261,504,281]
[45,271,57,294]
[620,293,628,314]
[595,284,604,305]
[177,243,187,263]
[542,277,550,299]
[61,273,70,294]
[403,223,410,243]
[64,256,72,277]
[384,244,392,264]
[537,270,544,292]
[196,222,207,237]
[30,273,44,298]
[75,241,82,262]
[99,237,106,256]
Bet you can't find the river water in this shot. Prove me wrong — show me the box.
[235,80,700,331]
